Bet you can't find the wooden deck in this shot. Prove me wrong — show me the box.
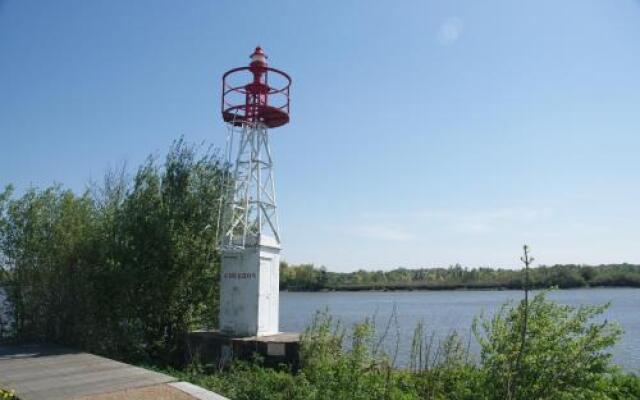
[0,344,227,400]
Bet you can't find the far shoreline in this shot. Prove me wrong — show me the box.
[282,285,640,293]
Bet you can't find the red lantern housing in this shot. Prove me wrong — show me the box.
[222,47,291,128]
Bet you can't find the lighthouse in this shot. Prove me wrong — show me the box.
[218,47,291,337]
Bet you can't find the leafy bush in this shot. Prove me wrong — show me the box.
[299,312,413,400]
[0,389,16,399]
[600,372,640,399]
[0,139,227,364]
[474,292,622,399]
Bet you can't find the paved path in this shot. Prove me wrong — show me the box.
[0,344,227,400]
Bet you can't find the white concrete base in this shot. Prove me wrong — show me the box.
[219,237,280,337]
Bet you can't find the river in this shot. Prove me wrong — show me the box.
[280,288,640,372]
[2,287,638,371]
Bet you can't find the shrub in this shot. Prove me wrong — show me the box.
[0,139,227,364]
[0,389,16,399]
[474,291,622,399]
[299,312,414,400]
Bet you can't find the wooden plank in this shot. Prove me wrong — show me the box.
[19,365,166,392]
[0,360,123,382]
[21,369,174,400]
[0,354,123,375]
[0,345,176,400]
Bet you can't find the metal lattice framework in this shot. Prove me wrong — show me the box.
[218,47,289,250]
[220,120,279,249]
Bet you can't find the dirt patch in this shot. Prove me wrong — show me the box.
[73,384,196,400]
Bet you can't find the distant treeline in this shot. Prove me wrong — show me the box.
[280,262,640,291]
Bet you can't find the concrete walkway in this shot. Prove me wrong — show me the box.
[0,345,227,400]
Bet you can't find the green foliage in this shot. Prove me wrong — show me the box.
[409,324,481,399]
[0,138,226,364]
[0,389,16,399]
[280,262,640,291]
[280,262,325,291]
[298,312,409,400]
[158,293,638,400]
[161,361,315,400]
[600,372,640,399]
[474,292,622,399]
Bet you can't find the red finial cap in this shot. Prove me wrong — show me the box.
[250,46,267,65]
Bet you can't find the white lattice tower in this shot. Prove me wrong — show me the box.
[217,47,291,337]
[221,121,279,249]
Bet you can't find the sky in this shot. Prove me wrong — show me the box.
[1,0,639,271]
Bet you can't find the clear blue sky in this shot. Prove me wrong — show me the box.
[1,0,639,271]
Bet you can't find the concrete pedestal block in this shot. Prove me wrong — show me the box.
[219,239,280,337]
[187,331,300,371]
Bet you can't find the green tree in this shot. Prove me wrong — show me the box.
[0,138,227,364]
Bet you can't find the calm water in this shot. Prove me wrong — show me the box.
[280,288,640,372]
[2,288,638,370]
